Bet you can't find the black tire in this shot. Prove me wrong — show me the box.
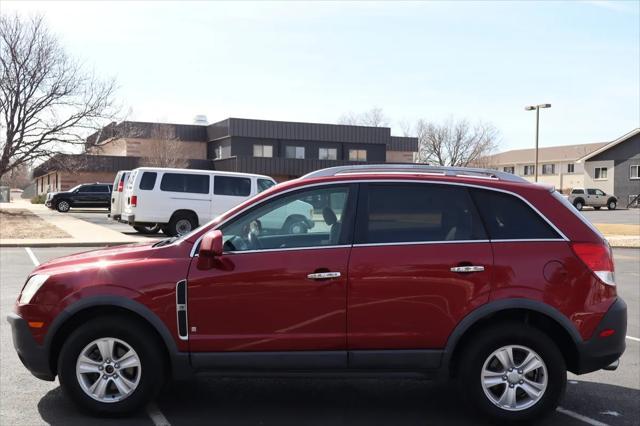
[607,199,617,210]
[166,212,197,236]
[457,323,566,423]
[573,200,584,211]
[57,316,166,416]
[56,199,71,212]
[133,224,161,234]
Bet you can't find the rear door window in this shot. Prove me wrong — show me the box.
[160,173,210,194]
[355,183,487,244]
[587,189,597,195]
[572,189,584,194]
[96,185,111,193]
[139,172,157,190]
[470,189,561,240]
[214,176,251,196]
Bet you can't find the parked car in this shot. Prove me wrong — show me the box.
[568,188,617,210]
[9,164,626,422]
[120,168,280,236]
[109,171,160,234]
[45,183,113,212]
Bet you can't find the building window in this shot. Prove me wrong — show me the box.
[253,145,273,158]
[503,166,515,174]
[567,163,575,173]
[594,167,608,180]
[630,165,639,180]
[215,144,231,159]
[319,148,337,160]
[542,164,555,175]
[523,165,535,176]
[349,149,367,162]
[285,146,305,159]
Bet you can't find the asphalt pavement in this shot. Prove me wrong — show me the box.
[0,246,638,426]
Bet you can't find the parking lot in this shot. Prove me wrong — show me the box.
[0,244,638,425]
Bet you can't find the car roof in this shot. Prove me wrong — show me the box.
[131,167,273,180]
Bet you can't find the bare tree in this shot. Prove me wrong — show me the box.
[415,118,500,167]
[338,107,389,127]
[0,162,30,188]
[140,124,189,168]
[0,14,118,179]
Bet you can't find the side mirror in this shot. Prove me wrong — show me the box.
[196,230,223,270]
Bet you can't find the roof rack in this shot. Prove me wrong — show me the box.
[300,164,528,183]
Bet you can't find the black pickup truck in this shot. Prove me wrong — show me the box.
[45,183,113,212]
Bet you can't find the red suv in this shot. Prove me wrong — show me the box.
[8,165,626,421]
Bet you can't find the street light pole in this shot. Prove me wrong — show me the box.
[525,103,551,183]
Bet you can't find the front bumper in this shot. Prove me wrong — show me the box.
[6,313,55,381]
[575,297,627,374]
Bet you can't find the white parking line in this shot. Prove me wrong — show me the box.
[147,403,171,426]
[626,335,640,342]
[557,407,608,426]
[24,247,40,266]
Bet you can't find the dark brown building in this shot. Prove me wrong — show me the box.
[33,118,418,193]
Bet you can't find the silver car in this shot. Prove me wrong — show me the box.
[568,188,617,210]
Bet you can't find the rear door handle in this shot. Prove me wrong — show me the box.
[307,272,341,280]
[450,265,485,273]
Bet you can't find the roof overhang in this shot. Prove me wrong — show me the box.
[576,128,640,163]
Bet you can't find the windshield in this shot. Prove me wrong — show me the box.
[67,184,82,192]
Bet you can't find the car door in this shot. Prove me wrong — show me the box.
[594,189,607,206]
[586,189,598,206]
[347,182,493,368]
[186,183,357,369]
[73,185,95,206]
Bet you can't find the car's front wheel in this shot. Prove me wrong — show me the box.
[57,316,165,415]
[458,323,566,422]
[56,200,71,212]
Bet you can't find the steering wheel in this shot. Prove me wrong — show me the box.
[247,231,262,250]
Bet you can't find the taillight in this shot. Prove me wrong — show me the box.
[117,179,124,192]
[571,242,615,286]
[130,195,137,207]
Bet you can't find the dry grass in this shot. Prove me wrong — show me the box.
[594,223,640,236]
[0,209,70,239]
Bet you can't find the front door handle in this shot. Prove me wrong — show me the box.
[450,265,485,273]
[307,271,341,280]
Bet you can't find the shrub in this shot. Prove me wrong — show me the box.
[31,194,46,204]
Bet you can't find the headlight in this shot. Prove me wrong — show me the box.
[19,274,49,305]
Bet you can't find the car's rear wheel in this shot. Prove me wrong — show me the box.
[573,200,584,211]
[133,224,161,234]
[56,200,71,212]
[457,323,566,422]
[607,200,617,210]
[58,316,165,416]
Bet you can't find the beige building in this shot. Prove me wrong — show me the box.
[484,142,608,193]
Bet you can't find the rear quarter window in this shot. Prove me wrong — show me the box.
[470,189,561,240]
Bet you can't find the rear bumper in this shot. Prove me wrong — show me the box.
[121,213,135,224]
[6,313,55,381]
[575,297,627,374]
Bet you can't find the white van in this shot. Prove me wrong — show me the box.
[110,170,162,234]
[121,168,294,236]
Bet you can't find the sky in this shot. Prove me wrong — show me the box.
[2,0,639,151]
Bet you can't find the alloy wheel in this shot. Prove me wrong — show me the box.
[58,201,70,212]
[480,345,548,411]
[75,337,142,403]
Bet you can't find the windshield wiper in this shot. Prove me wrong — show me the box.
[152,236,180,248]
